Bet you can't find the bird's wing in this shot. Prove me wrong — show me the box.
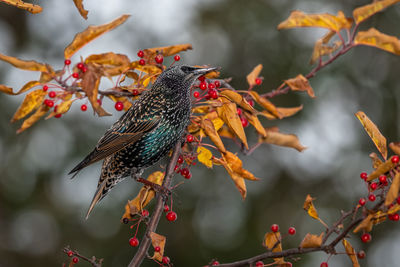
[69,116,161,175]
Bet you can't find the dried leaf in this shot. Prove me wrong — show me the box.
[342,239,360,267]
[249,91,282,118]
[150,232,166,262]
[1,0,42,13]
[356,111,387,159]
[303,194,319,220]
[385,172,400,206]
[300,232,324,248]
[0,85,14,95]
[264,232,282,252]
[259,127,306,152]
[353,0,400,24]
[144,44,193,57]
[218,126,236,139]
[214,156,247,199]
[310,38,341,65]
[216,98,248,149]
[355,28,400,55]
[201,119,226,153]
[276,105,303,118]
[284,74,315,98]
[243,112,267,137]
[367,156,396,181]
[197,146,213,168]
[73,0,88,19]
[223,151,259,181]
[219,90,255,113]
[46,99,74,119]
[353,214,374,233]
[11,89,47,122]
[246,64,262,87]
[369,152,383,169]
[389,142,400,155]
[85,52,130,76]
[0,53,49,72]
[64,14,130,59]
[278,10,353,32]
[17,105,49,133]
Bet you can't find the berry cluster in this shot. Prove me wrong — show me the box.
[136,50,181,66]
[192,76,221,101]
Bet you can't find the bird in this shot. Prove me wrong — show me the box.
[69,64,217,219]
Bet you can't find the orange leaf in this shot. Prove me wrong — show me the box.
[219,90,255,113]
[390,142,400,156]
[218,125,236,139]
[264,232,282,252]
[150,232,166,262]
[0,53,49,72]
[144,44,193,57]
[246,64,262,87]
[64,14,130,59]
[299,232,324,248]
[278,10,352,32]
[249,91,282,118]
[353,0,400,24]
[46,99,74,119]
[367,156,396,181]
[353,214,374,233]
[303,194,319,220]
[276,105,303,118]
[11,89,47,122]
[216,98,248,149]
[85,52,130,77]
[342,239,360,267]
[1,0,42,14]
[16,105,49,133]
[284,74,315,98]
[214,156,247,199]
[369,152,383,169]
[355,111,387,160]
[223,151,259,181]
[355,28,400,56]
[73,0,88,19]
[259,127,306,152]
[243,112,267,137]
[385,172,400,206]
[201,119,226,153]
[310,38,341,65]
[0,85,13,95]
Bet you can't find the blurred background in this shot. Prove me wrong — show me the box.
[0,0,400,266]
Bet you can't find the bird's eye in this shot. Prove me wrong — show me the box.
[180,66,196,73]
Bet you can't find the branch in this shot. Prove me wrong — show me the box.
[62,246,103,267]
[128,140,182,267]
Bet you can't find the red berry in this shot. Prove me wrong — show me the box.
[379,175,387,184]
[237,108,242,116]
[209,90,218,99]
[392,213,400,221]
[357,250,366,259]
[320,262,328,267]
[154,246,161,252]
[45,99,54,107]
[288,227,296,235]
[55,113,62,118]
[368,194,376,202]
[163,205,170,212]
[184,172,192,179]
[248,99,254,107]
[397,196,400,205]
[132,89,139,96]
[177,155,184,164]
[198,76,205,82]
[155,54,164,64]
[77,63,84,70]
[186,135,194,143]
[392,155,399,163]
[255,261,264,267]
[214,81,221,88]
[115,101,124,111]
[212,261,219,266]
[72,72,79,79]
[208,83,215,89]
[97,99,102,105]
[359,198,366,206]
[270,224,279,233]
[81,67,87,73]
[166,211,177,222]
[72,257,79,264]
[255,77,262,85]
[64,59,71,65]
[162,256,170,264]
[129,237,139,247]
[181,168,189,177]
[370,182,378,190]
[360,172,368,180]
[361,233,371,243]
[141,209,149,217]
[48,91,56,98]
[67,250,74,257]
[174,55,181,61]
[193,91,200,98]
[139,59,145,65]
[137,50,144,58]
[80,104,87,111]
[241,117,249,127]
[199,82,207,90]
[42,85,49,91]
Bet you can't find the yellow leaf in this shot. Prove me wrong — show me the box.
[389,142,400,156]
[0,0,42,14]
[310,35,341,65]
[46,99,74,119]
[259,127,306,152]
[246,64,263,87]
[355,28,400,56]
[150,232,166,262]
[385,172,400,206]
[85,52,130,77]
[303,194,319,220]
[299,232,324,248]
[367,156,396,181]
[353,0,400,24]
[276,105,303,118]
[16,105,49,133]
[264,232,282,252]
[64,14,130,59]
[197,146,213,168]
[356,111,387,159]
[219,90,255,113]
[73,0,88,19]
[249,91,282,119]
[223,151,259,181]
[369,152,383,169]
[144,44,193,57]
[11,89,47,122]
[243,112,267,137]
[278,10,353,32]
[0,53,49,72]
[284,74,315,98]
[342,239,360,267]
[214,156,247,199]
[201,119,226,153]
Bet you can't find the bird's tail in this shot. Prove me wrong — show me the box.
[85,181,107,219]
[69,150,98,177]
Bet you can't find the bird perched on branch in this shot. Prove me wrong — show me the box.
[69,65,217,219]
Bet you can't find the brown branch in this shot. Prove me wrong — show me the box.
[128,140,182,267]
[62,246,103,267]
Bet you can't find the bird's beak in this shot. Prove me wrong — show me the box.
[191,66,219,76]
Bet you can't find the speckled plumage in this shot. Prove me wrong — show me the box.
[69,65,216,218]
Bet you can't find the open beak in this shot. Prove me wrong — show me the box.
[191,66,219,76]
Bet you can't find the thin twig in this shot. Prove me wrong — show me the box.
[62,246,103,267]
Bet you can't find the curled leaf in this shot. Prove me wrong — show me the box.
[17,105,49,133]
[259,127,306,152]
[353,0,400,24]
[310,38,341,65]
[263,232,282,257]
[201,119,226,153]
[144,44,193,57]
[46,99,74,119]
[11,89,47,122]
[73,0,88,19]
[342,239,360,267]
[0,53,49,72]
[150,232,166,262]
[299,232,324,248]
[246,64,262,87]
[197,146,213,168]
[0,85,14,95]
[284,74,315,98]
[385,172,400,206]
[243,112,267,137]
[369,152,383,169]
[353,211,386,233]
[85,52,130,77]
[367,156,396,181]
[223,151,259,181]
[249,91,282,118]
[213,156,247,199]
[1,0,42,14]
[219,90,255,113]
[355,28,400,56]
[303,194,319,220]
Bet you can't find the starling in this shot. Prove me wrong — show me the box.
[69,65,217,218]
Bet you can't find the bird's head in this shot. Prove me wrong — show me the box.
[152,65,218,95]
